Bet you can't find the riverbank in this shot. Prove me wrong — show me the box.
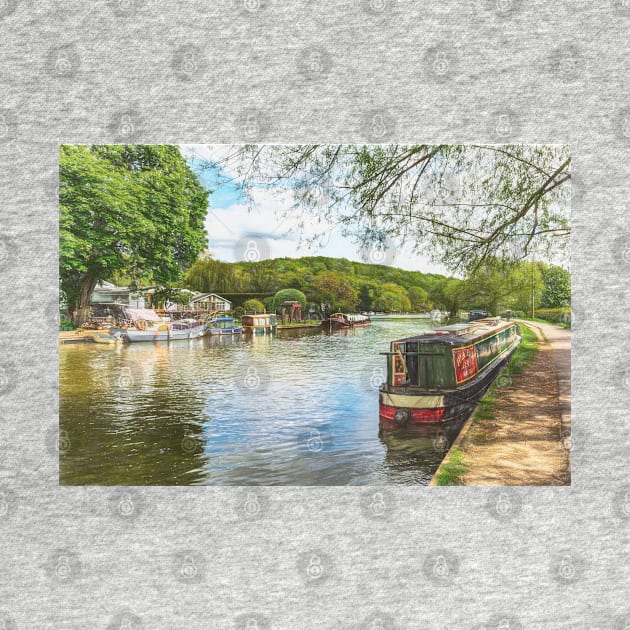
[432,321,571,486]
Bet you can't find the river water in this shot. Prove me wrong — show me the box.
[60,318,468,485]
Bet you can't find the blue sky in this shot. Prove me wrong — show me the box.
[181,145,449,275]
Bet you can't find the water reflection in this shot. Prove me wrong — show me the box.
[60,319,471,485]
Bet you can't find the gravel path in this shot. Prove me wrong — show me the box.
[446,321,571,486]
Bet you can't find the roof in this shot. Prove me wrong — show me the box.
[397,318,513,345]
[189,293,231,303]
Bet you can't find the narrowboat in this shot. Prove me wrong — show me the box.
[321,313,371,331]
[209,317,243,335]
[241,313,277,335]
[379,318,520,429]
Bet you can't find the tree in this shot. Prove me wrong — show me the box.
[541,265,571,308]
[206,144,570,273]
[271,288,307,311]
[241,298,265,313]
[60,145,208,322]
[408,286,429,311]
[372,282,411,312]
[312,271,358,312]
[185,255,240,293]
[358,284,373,311]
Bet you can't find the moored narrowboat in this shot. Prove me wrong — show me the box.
[241,313,277,335]
[379,318,520,429]
[321,312,371,331]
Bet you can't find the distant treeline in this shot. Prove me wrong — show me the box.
[183,255,570,315]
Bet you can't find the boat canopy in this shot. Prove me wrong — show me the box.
[213,317,234,323]
[125,307,162,322]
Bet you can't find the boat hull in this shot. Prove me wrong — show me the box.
[209,327,243,335]
[112,324,207,342]
[379,337,519,429]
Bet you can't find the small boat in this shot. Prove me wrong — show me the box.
[92,333,119,344]
[379,318,520,429]
[241,313,277,335]
[113,318,208,342]
[321,312,371,331]
[209,317,243,335]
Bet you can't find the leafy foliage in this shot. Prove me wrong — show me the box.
[241,298,265,313]
[271,288,307,311]
[205,144,570,273]
[60,145,208,320]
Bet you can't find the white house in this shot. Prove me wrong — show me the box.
[188,293,232,312]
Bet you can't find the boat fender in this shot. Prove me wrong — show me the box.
[394,408,409,427]
[136,319,147,330]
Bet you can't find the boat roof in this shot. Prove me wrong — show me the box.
[213,317,234,322]
[396,318,514,345]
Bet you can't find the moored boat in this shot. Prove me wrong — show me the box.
[112,317,208,342]
[209,317,243,335]
[321,312,371,331]
[241,313,277,335]
[379,318,520,429]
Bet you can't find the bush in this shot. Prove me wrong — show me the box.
[534,307,571,323]
[241,298,265,313]
[59,317,76,331]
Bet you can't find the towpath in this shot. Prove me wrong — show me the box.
[433,320,571,486]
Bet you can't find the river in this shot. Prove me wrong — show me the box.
[59,318,468,485]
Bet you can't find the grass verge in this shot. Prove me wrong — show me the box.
[433,323,540,486]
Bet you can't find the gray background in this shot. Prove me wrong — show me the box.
[0,0,627,628]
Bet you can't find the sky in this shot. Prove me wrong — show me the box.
[179,144,450,275]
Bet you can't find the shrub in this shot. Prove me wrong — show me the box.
[241,298,265,313]
[534,307,571,323]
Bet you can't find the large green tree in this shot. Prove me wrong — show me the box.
[60,145,209,322]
